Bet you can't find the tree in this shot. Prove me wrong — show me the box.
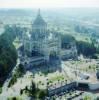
[61,34,75,49]
[38,90,47,99]
[15,64,25,78]
[30,81,36,93]
[20,89,23,95]
[76,41,96,57]
[84,96,91,100]
[18,64,25,74]
[96,96,99,100]
[12,97,17,100]
[0,25,18,85]
[8,75,17,87]
[25,86,28,91]
[0,87,2,94]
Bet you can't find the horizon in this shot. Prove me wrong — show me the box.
[0,0,99,8]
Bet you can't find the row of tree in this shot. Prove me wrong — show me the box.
[8,64,25,87]
[20,81,47,99]
[76,41,96,57]
[61,34,99,58]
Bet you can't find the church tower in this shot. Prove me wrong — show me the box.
[31,9,47,40]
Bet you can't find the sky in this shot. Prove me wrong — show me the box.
[0,0,99,8]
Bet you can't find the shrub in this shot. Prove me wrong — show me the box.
[0,87,2,94]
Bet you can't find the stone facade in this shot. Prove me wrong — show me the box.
[22,10,61,66]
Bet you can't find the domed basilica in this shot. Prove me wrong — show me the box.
[22,9,61,67]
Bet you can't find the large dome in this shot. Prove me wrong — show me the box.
[33,9,47,26]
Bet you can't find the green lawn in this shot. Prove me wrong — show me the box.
[48,75,64,83]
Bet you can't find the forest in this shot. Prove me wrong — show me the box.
[0,26,18,86]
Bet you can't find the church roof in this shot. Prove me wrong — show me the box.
[33,9,47,26]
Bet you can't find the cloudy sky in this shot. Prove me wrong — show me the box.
[0,0,99,8]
